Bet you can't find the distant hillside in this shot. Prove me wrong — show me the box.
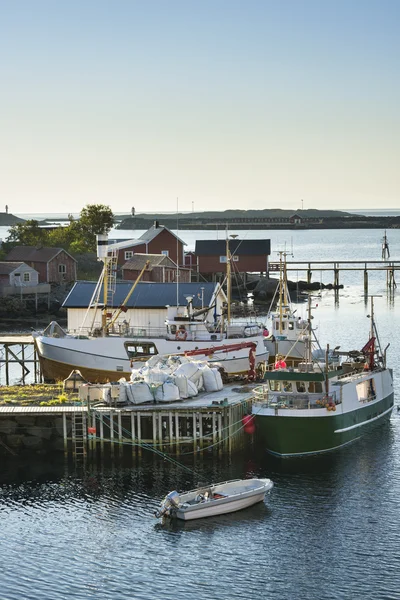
[116,208,354,222]
[116,208,400,230]
[0,212,26,226]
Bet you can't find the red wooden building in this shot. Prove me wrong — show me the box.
[194,239,271,274]
[4,246,77,283]
[109,221,187,267]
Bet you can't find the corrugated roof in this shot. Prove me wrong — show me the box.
[108,239,145,251]
[122,254,177,271]
[63,282,219,309]
[0,261,25,275]
[195,239,271,256]
[139,224,187,246]
[5,246,77,263]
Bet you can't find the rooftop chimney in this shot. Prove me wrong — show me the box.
[154,220,159,228]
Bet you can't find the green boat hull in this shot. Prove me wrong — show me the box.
[254,393,394,456]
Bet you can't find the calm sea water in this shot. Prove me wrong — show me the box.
[1,228,400,599]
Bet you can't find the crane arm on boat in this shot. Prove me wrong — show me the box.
[185,341,257,380]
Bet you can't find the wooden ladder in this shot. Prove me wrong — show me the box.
[72,412,87,459]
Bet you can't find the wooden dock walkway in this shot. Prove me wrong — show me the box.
[0,384,255,459]
[269,259,399,290]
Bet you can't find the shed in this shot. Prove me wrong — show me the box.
[0,262,39,286]
[5,246,77,283]
[195,239,271,274]
[122,253,191,283]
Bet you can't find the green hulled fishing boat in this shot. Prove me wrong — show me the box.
[252,297,394,456]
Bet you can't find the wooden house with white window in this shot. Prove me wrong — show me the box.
[0,262,39,287]
[4,246,77,283]
[194,239,271,275]
[0,261,51,300]
[109,221,187,267]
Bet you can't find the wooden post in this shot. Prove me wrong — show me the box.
[307,264,312,284]
[199,412,204,451]
[109,411,114,457]
[137,412,142,455]
[117,412,122,455]
[21,345,25,384]
[212,412,217,446]
[152,411,157,446]
[175,412,180,454]
[218,412,223,454]
[63,413,68,455]
[5,346,9,386]
[192,413,197,452]
[99,414,104,453]
[334,265,339,289]
[158,412,163,450]
[364,269,368,295]
[131,412,136,455]
[169,412,173,447]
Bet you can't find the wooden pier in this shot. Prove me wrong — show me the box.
[0,335,40,385]
[0,384,254,459]
[269,260,399,293]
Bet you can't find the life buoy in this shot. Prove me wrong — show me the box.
[175,329,187,341]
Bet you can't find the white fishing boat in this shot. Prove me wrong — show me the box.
[264,251,308,362]
[155,478,274,521]
[33,235,268,383]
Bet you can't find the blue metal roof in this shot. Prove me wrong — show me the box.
[63,282,219,309]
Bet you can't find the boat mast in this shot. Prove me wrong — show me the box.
[278,251,284,333]
[96,233,110,334]
[226,233,231,324]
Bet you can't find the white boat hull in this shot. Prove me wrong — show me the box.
[175,491,268,520]
[34,334,269,382]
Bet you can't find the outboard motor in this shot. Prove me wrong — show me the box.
[154,491,180,519]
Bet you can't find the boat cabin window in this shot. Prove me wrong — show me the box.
[288,322,294,331]
[169,325,177,335]
[356,378,376,402]
[296,382,306,393]
[274,322,286,332]
[125,342,158,358]
[269,380,292,392]
[269,380,282,392]
[308,381,323,393]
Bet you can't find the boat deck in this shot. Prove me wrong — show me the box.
[94,383,256,413]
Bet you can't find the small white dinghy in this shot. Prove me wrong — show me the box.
[155,478,274,521]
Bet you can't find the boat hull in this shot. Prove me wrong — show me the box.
[175,491,268,520]
[254,391,394,457]
[33,334,268,383]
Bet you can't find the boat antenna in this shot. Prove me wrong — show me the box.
[176,197,179,309]
[226,227,231,324]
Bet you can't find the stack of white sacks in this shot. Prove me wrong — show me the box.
[102,355,224,405]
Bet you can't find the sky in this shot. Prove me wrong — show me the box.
[1,0,399,215]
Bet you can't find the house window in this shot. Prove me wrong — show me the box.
[232,255,239,262]
[219,256,227,263]
[125,251,133,260]
[161,250,169,256]
[58,264,66,274]
[23,272,30,282]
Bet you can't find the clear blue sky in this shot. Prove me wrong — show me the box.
[1,0,399,214]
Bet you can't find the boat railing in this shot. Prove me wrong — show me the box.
[253,386,340,410]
